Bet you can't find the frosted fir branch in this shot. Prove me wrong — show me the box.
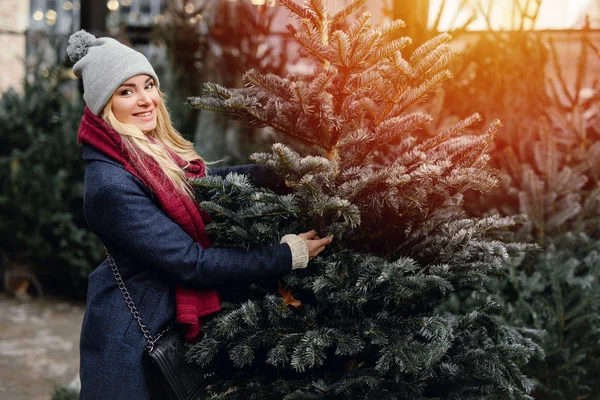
[290,82,315,116]
[364,37,412,67]
[448,133,495,169]
[532,134,559,182]
[298,155,332,175]
[391,70,452,118]
[546,193,582,231]
[338,166,400,199]
[291,329,334,372]
[198,202,236,220]
[410,32,452,64]
[426,135,481,160]
[442,168,500,194]
[250,144,302,179]
[186,94,262,126]
[346,12,372,41]
[356,97,380,121]
[417,113,482,153]
[307,71,336,99]
[351,28,383,67]
[189,174,225,191]
[200,82,233,99]
[329,30,352,66]
[412,43,454,79]
[553,167,589,198]
[243,69,293,100]
[278,0,312,21]
[374,112,433,144]
[391,52,413,78]
[423,47,458,81]
[294,23,331,63]
[345,70,383,98]
[337,127,372,151]
[331,0,367,24]
[377,19,407,38]
[307,195,361,228]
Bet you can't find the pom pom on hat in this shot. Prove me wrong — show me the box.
[66,29,159,115]
[66,30,96,63]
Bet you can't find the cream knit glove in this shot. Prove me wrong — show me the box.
[280,234,309,269]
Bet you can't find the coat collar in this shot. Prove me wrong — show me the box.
[82,143,122,167]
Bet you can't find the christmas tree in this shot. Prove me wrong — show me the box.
[431,12,600,399]
[185,0,540,398]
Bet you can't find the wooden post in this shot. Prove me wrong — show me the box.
[392,0,431,46]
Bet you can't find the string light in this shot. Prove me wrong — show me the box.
[46,10,57,20]
[251,0,266,5]
[184,4,195,14]
[73,1,80,11]
[63,1,73,11]
[121,0,132,6]
[154,14,164,24]
[33,10,44,21]
[107,0,119,11]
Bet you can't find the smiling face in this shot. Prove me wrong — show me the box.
[110,75,160,133]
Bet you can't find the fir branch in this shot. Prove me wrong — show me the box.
[346,70,384,97]
[243,69,292,100]
[346,12,372,41]
[306,0,328,21]
[290,82,314,116]
[364,37,412,67]
[308,71,336,99]
[418,113,482,153]
[201,82,233,99]
[331,0,367,24]
[422,47,458,81]
[295,28,332,64]
[279,0,312,21]
[392,52,413,78]
[360,97,383,120]
[377,19,407,39]
[392,70,452,117]
[374,112,433,146]
[351,29,383,67]
[412,43,453,78]
[410,33,452,65]
[330,30,352,67]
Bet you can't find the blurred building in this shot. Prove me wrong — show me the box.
[429,0,600,30]
[575,0,600,27]
[0,0,29,93]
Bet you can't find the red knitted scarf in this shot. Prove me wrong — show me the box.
[78,107,221,341]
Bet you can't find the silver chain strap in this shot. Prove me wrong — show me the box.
[105,247,171,352]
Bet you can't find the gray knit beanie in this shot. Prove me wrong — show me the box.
[66,30,159,115]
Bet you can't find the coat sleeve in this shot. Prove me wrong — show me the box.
[84,176,292,287]
[210,164,291,194]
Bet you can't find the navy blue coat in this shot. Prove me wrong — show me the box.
[78,144,293,400]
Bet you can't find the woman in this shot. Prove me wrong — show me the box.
[66,30,332,399]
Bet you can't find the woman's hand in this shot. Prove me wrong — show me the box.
[298,230,333,259]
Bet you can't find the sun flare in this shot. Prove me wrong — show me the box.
[429,0,595,31]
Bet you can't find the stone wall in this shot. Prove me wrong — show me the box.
[0,0,29,94]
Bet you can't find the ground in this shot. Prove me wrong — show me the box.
[0,292,83,400]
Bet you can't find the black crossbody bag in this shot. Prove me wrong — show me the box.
[106,250,207,400]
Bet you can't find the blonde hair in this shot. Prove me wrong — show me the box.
[102,91,202,198]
